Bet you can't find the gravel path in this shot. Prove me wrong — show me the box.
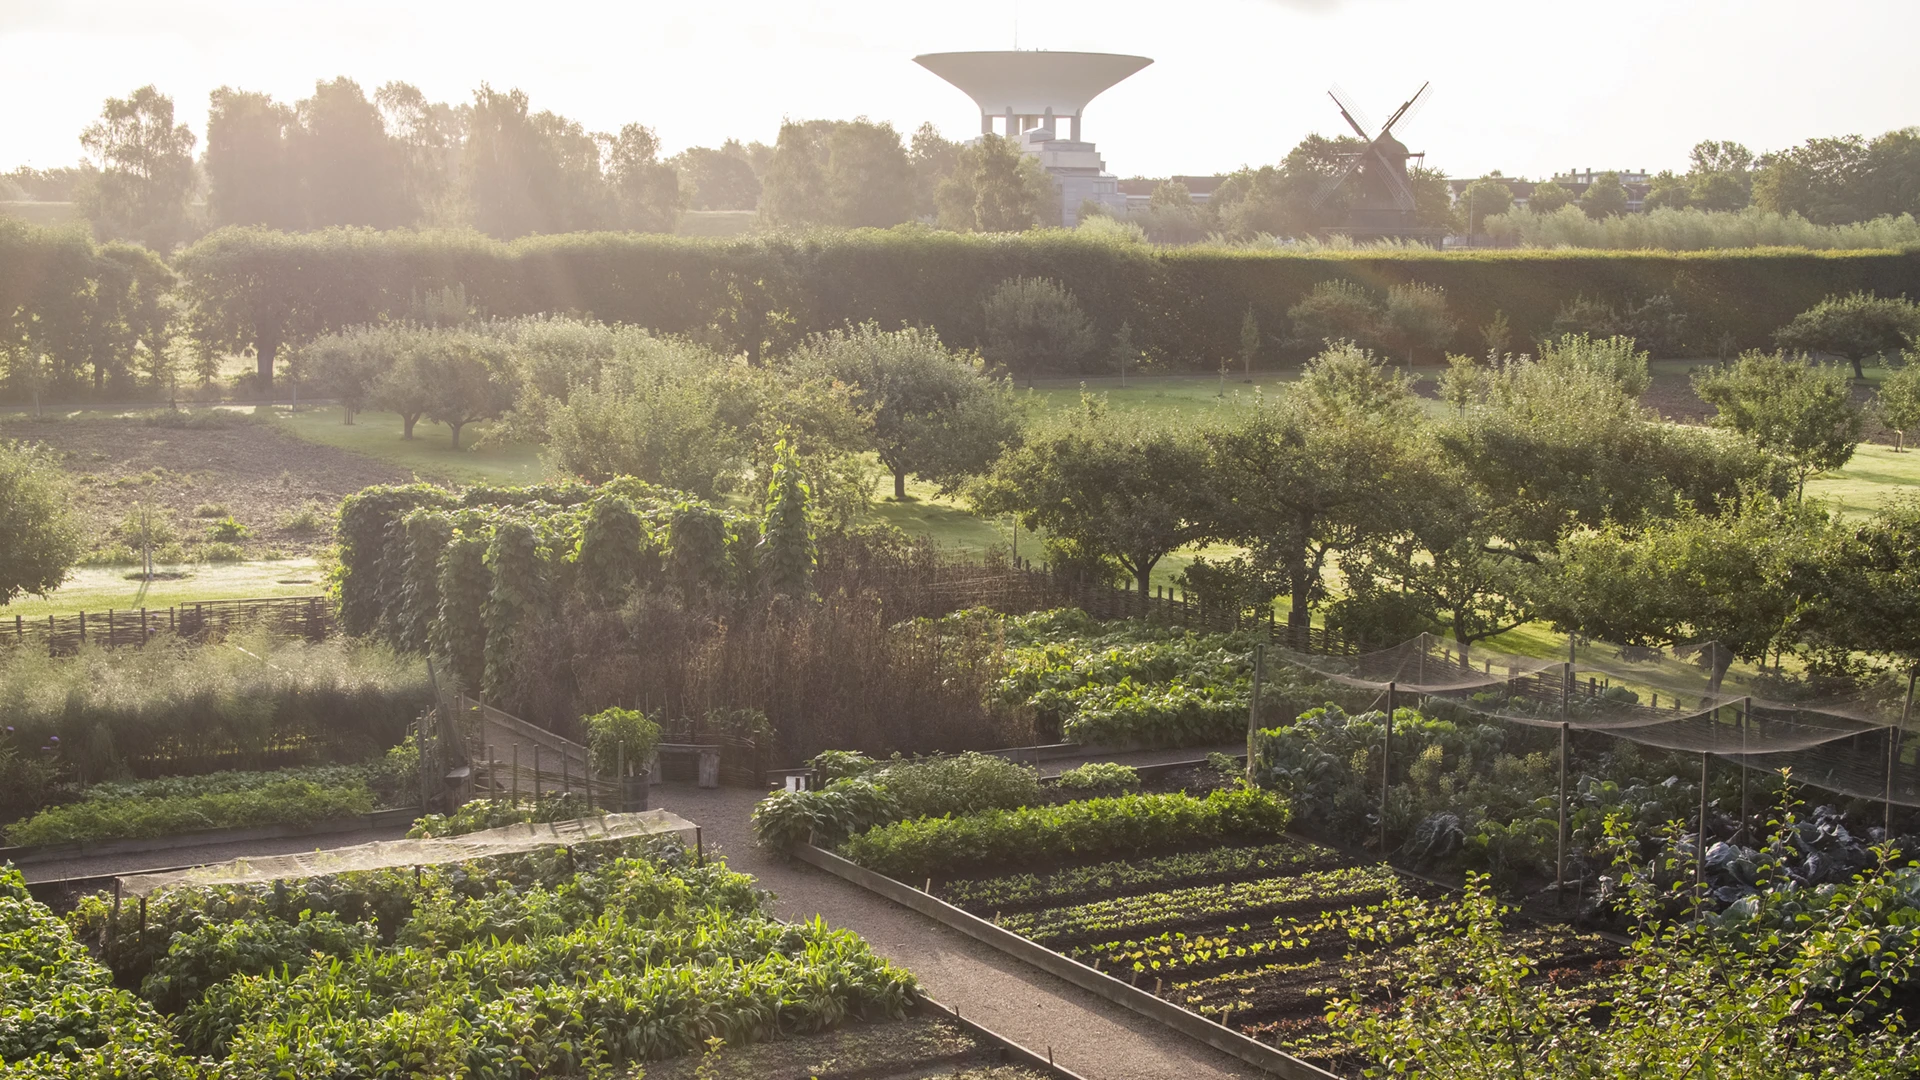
[650,783,1260,1080]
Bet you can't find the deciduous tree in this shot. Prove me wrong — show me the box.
[1772,291,1920,380]
[0,441,83,606]
[1693,350,1864,497]
[76,85,197,248]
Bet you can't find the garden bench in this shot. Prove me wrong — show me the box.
[649,743,722,788]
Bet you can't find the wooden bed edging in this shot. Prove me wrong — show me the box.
[793,843,1340,1080]
[915,995,1095,1080]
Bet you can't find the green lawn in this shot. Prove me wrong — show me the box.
[1805,441,1920,516]
[0,559,325,619]
[272,407,552,486]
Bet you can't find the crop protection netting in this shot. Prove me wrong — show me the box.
[1266,633,1919,808]
[112,810,698,897]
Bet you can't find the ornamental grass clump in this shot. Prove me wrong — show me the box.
[842,787,1291,881]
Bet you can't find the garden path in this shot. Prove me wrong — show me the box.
[649,783,1261,1080]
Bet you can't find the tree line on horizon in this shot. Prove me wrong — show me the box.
[8,79,1918,251]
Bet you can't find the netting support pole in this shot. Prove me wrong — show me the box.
[1697,751,1710,920]
[1556,721,1569,907]
[1247,645,1264,783]
[1382,682,1395,854]
[1739,698,1751,845]
[1892,669,1915,837]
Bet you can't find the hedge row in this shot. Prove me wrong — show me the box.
[840,787,1292,880]
[175,226,1920,370]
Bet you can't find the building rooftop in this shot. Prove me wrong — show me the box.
[913,51,1152,119]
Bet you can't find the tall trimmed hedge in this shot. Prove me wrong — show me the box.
[178,226,1920,369]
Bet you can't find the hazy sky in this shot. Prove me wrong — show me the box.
[4,0,1917,182]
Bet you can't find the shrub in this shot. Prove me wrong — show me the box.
[278,502,329,535]
[191,503,231,518]
[1055,762,1140,793]
[841,787,1292,880]
[583,707,663,776]
[5,780,375,846]
[807,749,877,784]
[751,778,895,850]
[869,752,1041,820]
[205,515,249,541]
[199,541,246,562]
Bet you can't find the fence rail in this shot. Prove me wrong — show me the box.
[2,595,333,654]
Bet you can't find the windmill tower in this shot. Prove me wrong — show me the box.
[1311,83,1444,242]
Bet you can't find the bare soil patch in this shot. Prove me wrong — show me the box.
[0,416,411,558]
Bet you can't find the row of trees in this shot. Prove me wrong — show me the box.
[974,336,1920,682]
[36,82,1068,247]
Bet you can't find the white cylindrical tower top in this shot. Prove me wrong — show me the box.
[914,51,1152,125]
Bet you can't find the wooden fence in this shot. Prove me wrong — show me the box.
[2,595,333,654]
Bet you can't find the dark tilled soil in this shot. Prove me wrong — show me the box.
[0,416,409,559]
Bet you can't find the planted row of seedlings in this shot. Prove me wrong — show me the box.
[930,836,1622,1068]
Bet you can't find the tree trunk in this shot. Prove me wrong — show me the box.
[1852,355,1865,381]
[343,406,355,425]
[1137,565,1153,602]
[402,413,419,439]
[894,469,907,500]
[256,336,279,390]
[448,420,465,450]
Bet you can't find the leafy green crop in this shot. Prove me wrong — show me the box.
[6,779,375,846]
[842,787,1292,880]
[998,865,1397,945]
[940,841,1342,913]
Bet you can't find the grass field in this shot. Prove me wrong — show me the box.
[273,407,550,486]
[0,559,325,618]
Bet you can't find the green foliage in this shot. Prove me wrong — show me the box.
[1875,353,1920,449]
[979,276,1097,379]
[6,779,375,846]
[0,441,84,606]
[935,134,1058,232]
[203,514,250,541]
[972,401,1211,598]
[405,792,593,838]
[751,778,896,850]
[760,438,815,598]
[760,119,914,229]
[0,865,189,1073]
[481,520,543,701]
[1054,762,1140,793]
[1324,835,1920,1079]
[868,752,1041,821]
[584,707,662,776]
[1694,349,1865,493]
[939,842,1333,913]
[573,493,652,605]
[0,629,429,787]
[841,787,1292,880]
[39,844,914,1073]
[430,532,489,692]
[1773,290,1920,378]
[806,750,876,784]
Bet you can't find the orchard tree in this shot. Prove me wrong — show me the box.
[0,442,84,606]
[77,85,197,247]
[303,324,394,423]
[1203,344,1422,630]
[1694,350,1864,498]
[1875,354,1920,451]
[980,276,1096,380]
[1542,494,1836,689]
[413,328,519,449]
[789,323,1021,500]
[1383,282,1458,364]
[972,400,1212,600]
[1816,498,1920,664]
[1773,292,1920,380]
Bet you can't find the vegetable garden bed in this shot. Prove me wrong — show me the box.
[865,835,1622,1074]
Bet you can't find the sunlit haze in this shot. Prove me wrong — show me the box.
[5,0,1918,180]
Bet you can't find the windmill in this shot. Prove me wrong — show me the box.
[1310,82,1440,240]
